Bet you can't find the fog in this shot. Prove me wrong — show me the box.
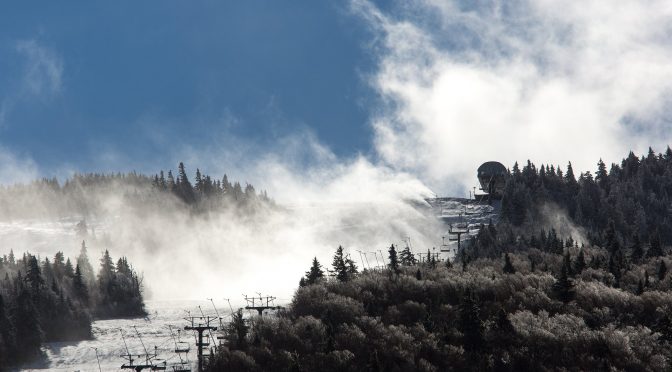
[0,137,444,302]
[6,0,672,303]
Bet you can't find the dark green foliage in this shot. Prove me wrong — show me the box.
[553,254,575,303]
[503,253,515,274]
[225,309,248,351]
[659,260,668,281]
[387,244,400,274]
[399,244,417,266]
[0,247,144,368]
[459,290,484,352]
[574,249,586,274]
[631,235,644,263]
[648,230,664,258]
[332,246,350,282]
[303,257,325,286]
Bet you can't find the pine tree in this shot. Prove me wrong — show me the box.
[503,253,515,274]
[574,249,586,274]
[636,279,644,295]
[98,250,116,301]
[596,159,609,190]
[565,161,577,184]
[659,260,668,281]
[459,290,484,352]
[399,245,416,266]
[73,264,89,304]
[11,290,43,359]
[648,230,664,258]
[388,244,400,274]
[176,162,195,204]
[553,256,575,303]
[226,309,248,350]
[605,220,621,253]
[64,258,74,278]
[332,246,349,282]
[25,256,44,293]
[304,257,324,285]
[631,235,644,263]
[77,241,95,287]
[345,255,358,275]
[195,168,203,194]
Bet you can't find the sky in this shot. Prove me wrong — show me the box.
[2,0,672,195]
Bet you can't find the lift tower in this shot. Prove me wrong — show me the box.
[184,316,218,372]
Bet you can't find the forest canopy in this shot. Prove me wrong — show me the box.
[0,244,145,369]
[207,147,672,372]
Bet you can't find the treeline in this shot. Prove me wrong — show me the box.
[150,162,271,209]
[0,243,145,369]
[0,162,271,219]
[207,242,672,371]
[204,148,672,371]
[501,147,672,247]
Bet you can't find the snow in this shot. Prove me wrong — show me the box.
[22,300,246,371]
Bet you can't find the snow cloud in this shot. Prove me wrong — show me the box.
[353,0,672,193]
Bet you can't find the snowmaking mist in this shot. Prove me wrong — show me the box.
[0,157,444,302]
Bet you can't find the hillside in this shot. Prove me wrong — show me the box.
[206,148,672,372]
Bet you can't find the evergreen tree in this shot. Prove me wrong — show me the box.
[304,257,324,285]
[0,294,15,368]
[332,246,349,282]
[226,309,248,351]
[659,260,668,281]
[636,279,644,295]
[459,290,484,352]
[73,264,88,304]
[176,162,195,204]
[631,235,644,263]
[345,255,358,275]
[77,241,95,287]
[25,256,44,293]
[388,244,400,274]
[64,258,74,278]
[503,253,515,274]
[648,230,664,258]
[399,245,416,266]
[553,256,575,303]
[596,159,609,191]
[11,290,43,360]
[574,249,586,274]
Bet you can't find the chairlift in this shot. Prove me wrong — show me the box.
[174,341,190,353]
[172,363,191,372]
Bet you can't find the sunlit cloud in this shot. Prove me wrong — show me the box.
[353,0,672,194]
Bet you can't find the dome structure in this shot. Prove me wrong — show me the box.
[477,161,508,198]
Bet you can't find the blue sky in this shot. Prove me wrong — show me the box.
[2,1,671,193]
[0,2,384,174]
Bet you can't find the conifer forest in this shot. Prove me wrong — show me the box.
[4,2,672,371]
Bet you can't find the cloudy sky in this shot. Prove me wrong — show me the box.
[2,0,672,195]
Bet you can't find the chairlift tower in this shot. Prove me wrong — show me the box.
[243,294,283,316]
[119,328,167,372]
[184,316,218,372]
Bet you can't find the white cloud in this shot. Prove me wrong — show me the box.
[354,0,672,193]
